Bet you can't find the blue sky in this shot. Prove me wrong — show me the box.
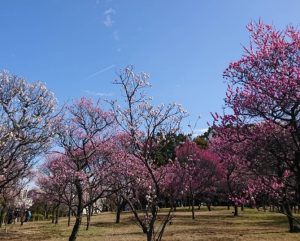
[1,0,300,135]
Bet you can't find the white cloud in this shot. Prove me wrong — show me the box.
[84,90,113,97]
[104,8,116,15]
[104,15,114,27]
[192,128,208,136]
[103,8,116,27]
[113,30,119,41]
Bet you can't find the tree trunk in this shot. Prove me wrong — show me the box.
[43,204,48,220]
[283,201,294,232]
[55,205,59,224]
[0,208,5,227]
[45,206,49,220]
[207,203,211,211]
[68,205,71,227]
[116,206,122,224]
[156,207,174,241]
[116,200,127,223]
[145,205,157,241]
[146,231,152,241]
[233,205,238,216]
[86,213,91,231]
[20,208,24,226]
[69,212,82,241]
[86,206,92,231]
[241,204,244,211]
[69,180,83,241]
[191,196,195,220]
[91,206,94,216]
[51,207,55,224]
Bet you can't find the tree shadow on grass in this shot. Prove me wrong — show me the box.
[92,216,137,228]
[0,231,53,241]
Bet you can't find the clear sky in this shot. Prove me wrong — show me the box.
[1,0,300,135]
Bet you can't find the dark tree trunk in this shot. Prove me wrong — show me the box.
[86,205,92,230]
[68,205,71,227]
[191,195,195,220]
[145,205,157,241]
[55,205,59,224]
[91,206,94,216]
[69,212,82,241]
[12,208,16,224]
[44,204,49,220]
[115,200,126,224]
[51,207,55,224]
[147,231,152,241]
[116,207,122,224]
[0,208,5,227]
[279,203,284,213]
[156,207,174,241]
[207,203,211,211]
[283,201,294,232]
[241,204,244,211]
[20,208,24,226]
[233,205,238,216]
[86,214,90,231]
[69,180,83,241]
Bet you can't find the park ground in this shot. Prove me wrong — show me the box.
[0,207,299,241]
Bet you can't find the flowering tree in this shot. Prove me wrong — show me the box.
[212,121,298,220]
[243,123,297,219]
[0,71,57,192]
[175,140,221,219]
[211,127,255,216]
[101,132,137,224]
[213,20,300,231]
[37,154,76,226]
[56,98,115,241]
[111,66,187,241]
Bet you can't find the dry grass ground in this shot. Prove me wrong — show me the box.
[0,207,299,241]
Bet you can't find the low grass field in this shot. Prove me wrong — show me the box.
[0,207,299,241]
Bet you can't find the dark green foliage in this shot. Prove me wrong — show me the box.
[152,133,187,166]
[193,127,212,149]
[193,136,208,149]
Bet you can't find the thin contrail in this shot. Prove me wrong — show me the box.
[85,65,115,80]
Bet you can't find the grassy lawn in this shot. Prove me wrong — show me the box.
[0,207,299,241]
